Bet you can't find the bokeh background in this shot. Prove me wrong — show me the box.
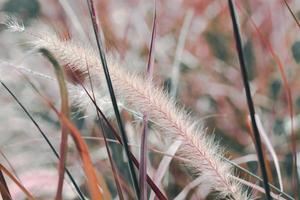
[0,0,300,199]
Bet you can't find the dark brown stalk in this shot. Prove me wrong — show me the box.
[283,0,300,29]
[0,170,12,200]
[0,164,34,200]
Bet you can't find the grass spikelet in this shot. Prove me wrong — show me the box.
[33,32,248,199]
[3,15,25,32]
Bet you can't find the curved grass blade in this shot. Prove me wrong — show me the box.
[230,175,286,200]
[254,115,283,192]
[0,164,35,200]
[0,149,21,182]
[19,80,103,200]
[235,3,298,196]
[229,159,294,200]
[39,48,70,200]
[0,169,12,200]
[41,105,103,200]
[149,141,181,200]
[0,80,85,200]
[86,0,139,198]
[246,116,275,188]
[170,9,193,97]
[0,61,166,199]
[227,0,272,199]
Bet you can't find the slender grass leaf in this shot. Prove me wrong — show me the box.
[228,0,272,199]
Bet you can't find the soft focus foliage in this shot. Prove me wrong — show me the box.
[0,0,299,199]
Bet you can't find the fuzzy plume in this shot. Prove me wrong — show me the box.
[3,15,25,32]
[34,33,248,199]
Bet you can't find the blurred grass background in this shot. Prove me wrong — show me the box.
[0,0,299,199]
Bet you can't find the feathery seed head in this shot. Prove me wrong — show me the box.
[32,32,248,199]
[3,15,25,32]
